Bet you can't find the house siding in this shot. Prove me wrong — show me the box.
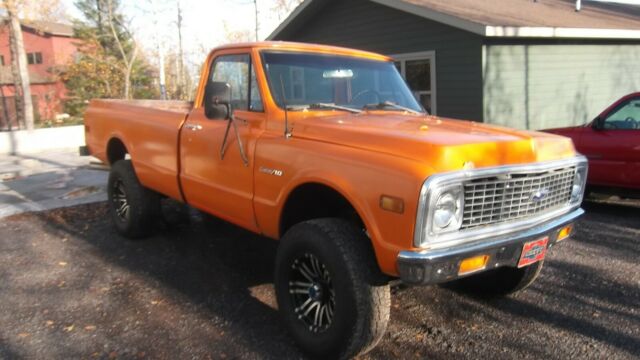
[273,0,484,121]
[0,24,78,125]
[484,43,640,130]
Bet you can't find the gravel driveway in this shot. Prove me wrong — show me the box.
[0,200,638,359]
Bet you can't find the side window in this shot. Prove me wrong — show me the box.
[209,54,263,113]
[250,63,263,111]
[211,54,249,111]
[604,97,640,130]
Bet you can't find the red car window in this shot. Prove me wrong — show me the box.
[603,98,640,130]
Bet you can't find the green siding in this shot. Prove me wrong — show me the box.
[484,44,640,130]
[274,0,484,121]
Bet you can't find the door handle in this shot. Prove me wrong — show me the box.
[184,124,202,131]
[235,117,249,126]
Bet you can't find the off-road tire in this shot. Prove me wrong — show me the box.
[275,218,390,359]
[452,260,545,297]
[107,160,160,239]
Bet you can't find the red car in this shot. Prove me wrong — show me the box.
[545,92,640,196]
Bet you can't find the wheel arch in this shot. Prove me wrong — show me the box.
[106,136,129,165]
[279,181,372,240]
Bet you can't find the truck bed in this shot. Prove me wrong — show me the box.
[84,99,194,201]
[96,99,194,113]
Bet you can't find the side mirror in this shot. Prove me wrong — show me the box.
[204,82,231,119]
[591,116,603,130]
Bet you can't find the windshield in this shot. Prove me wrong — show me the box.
[261,51,424,113]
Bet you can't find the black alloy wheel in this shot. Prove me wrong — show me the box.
[111,178,130,222]
[289,252,335,333]
[107,160,160,239]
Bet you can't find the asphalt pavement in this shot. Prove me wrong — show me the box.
[0,199,638,359]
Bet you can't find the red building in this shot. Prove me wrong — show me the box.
[0,20,78,128]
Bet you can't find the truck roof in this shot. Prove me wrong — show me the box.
[212,41,392,62]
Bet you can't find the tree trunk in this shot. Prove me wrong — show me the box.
[7,19,23,129]
[106,0,137,100]
[6,3,35,130]
[177,0,185,99]
[123,44,138,100]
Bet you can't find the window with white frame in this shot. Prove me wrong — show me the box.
[392,51,436,115]
[289,66,305,101]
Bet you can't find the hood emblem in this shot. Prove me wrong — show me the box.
[530,189,550,203]
[463,161,475,170]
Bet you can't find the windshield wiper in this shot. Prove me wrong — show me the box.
[308,103,363,114]
[363,101,425,115]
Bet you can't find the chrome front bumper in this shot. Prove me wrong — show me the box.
[397,208,584,285]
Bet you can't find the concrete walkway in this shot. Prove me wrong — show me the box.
[0,148,108,218]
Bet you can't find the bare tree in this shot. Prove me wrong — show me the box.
[20,0,67,22]
[176,0,186,99]
[223,21,252,43]
[272,0,303,21]
[2,0,35,130]
[253,0,258,41]
[106,0,138,99]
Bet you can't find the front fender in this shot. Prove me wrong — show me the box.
[253,135,429,276]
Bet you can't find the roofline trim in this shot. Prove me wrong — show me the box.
[268,0,640,41]
[374,0,640,39]
[485,26,640,39]
[369,0,487,35]
[267,0,315,40]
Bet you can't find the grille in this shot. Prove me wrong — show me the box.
[461,166,576,230]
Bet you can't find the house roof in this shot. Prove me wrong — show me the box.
[22,20,74,37]
[1,18,74,37]
[268,0,640,40]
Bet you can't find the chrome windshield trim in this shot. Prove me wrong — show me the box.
[414,156,588,249]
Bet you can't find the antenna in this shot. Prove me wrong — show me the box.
[279,74,292,139]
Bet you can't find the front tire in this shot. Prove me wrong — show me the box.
[275,219,390,359]
[107,160,160,239]
[452,261,544,297]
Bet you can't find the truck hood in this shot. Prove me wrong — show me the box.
[293,113,576,172]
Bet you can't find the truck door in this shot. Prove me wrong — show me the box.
[179,51,265,231]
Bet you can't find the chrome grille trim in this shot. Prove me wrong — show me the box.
[414,156,588,249]
[461,167,576,230]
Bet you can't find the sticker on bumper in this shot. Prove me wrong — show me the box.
[518,237,549,268]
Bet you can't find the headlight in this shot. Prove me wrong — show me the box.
[413,184,464,248]
[570,165,588,203]
[432,189,463,232]
[571,173,582,200]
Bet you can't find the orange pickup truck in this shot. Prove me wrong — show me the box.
[83,41,587,358]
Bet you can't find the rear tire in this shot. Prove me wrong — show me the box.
[107,160,160,239]
[274,219,390,359]
[452,261,544,297]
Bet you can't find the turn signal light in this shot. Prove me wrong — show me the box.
[557,225,573,242]
[380,195,404,214]
[458,255,489,275]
